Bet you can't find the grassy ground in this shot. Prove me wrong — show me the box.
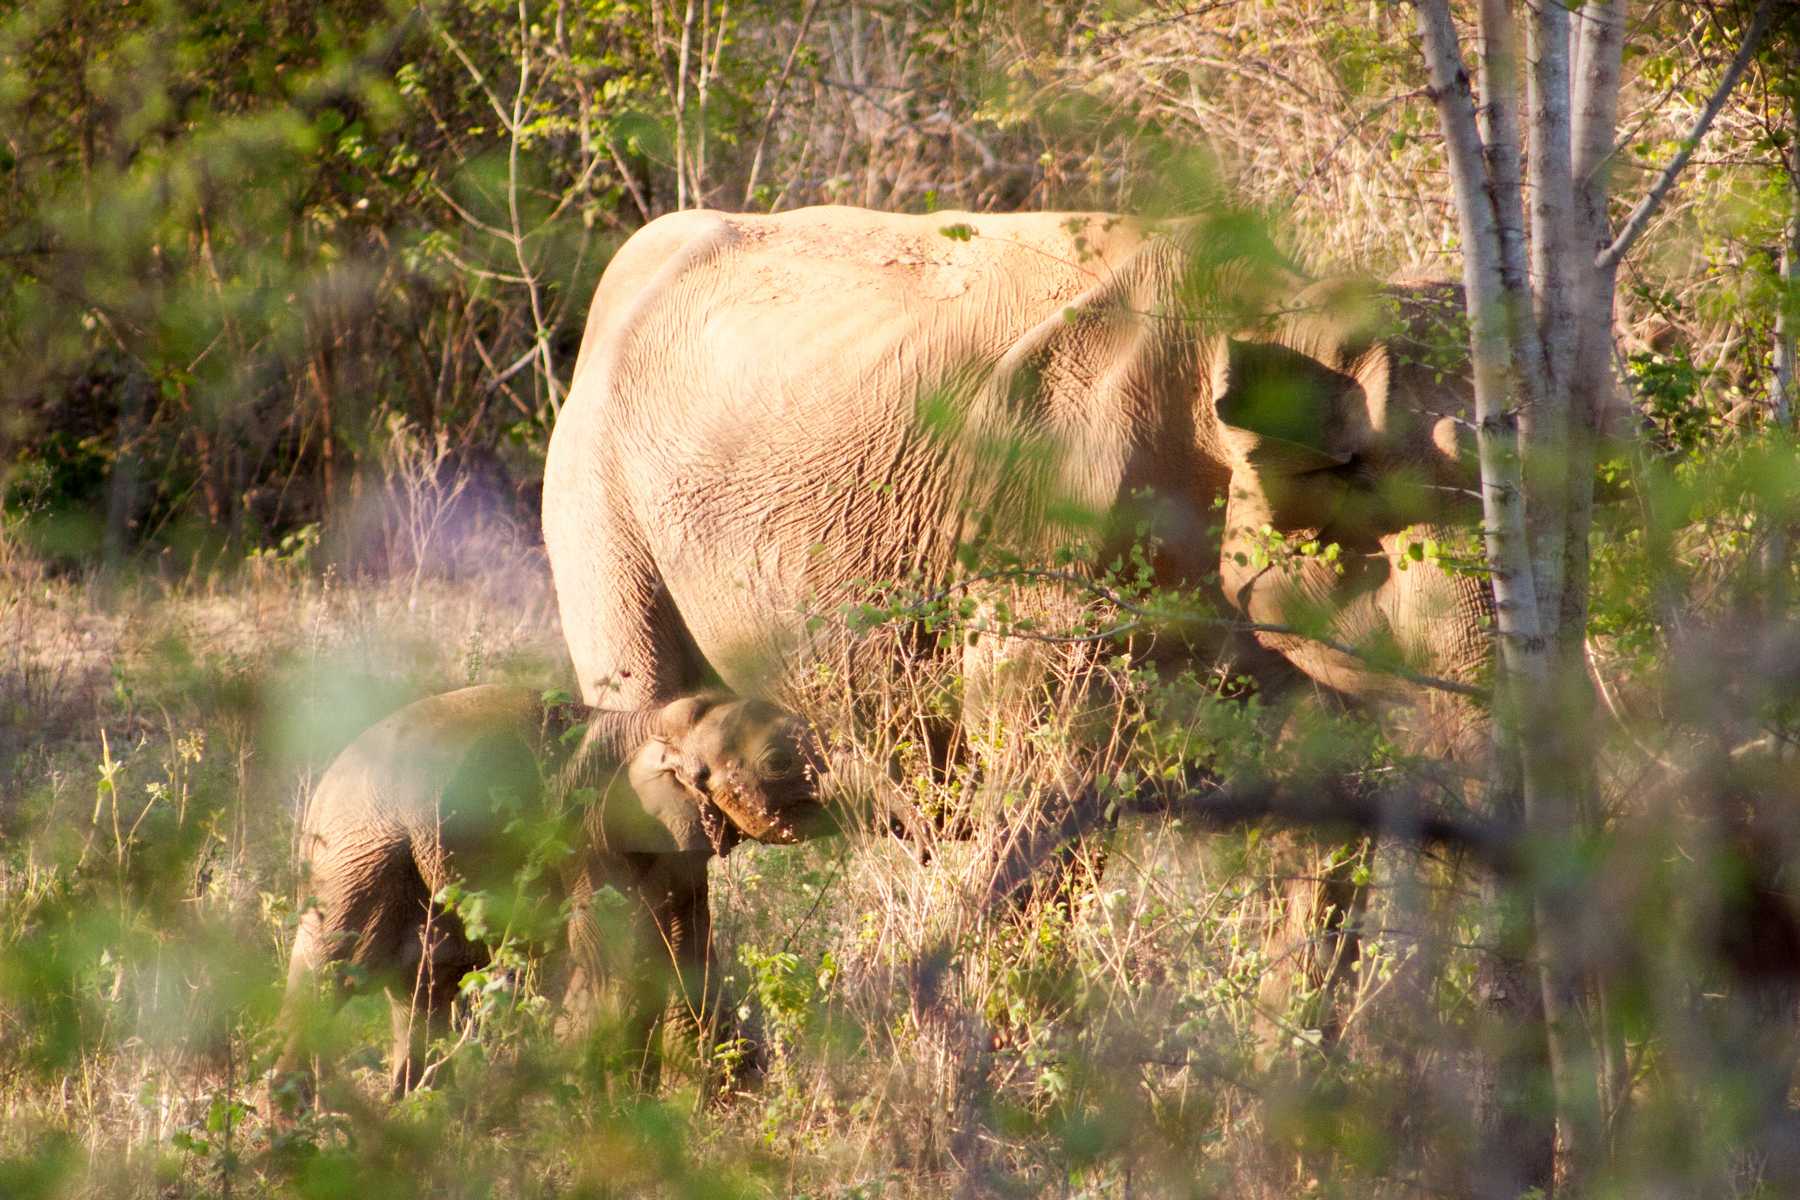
[0,518,1506,1199]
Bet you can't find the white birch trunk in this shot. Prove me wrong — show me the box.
[1415,0,1599,1180]
[1564,0,1624,660]
[1563,0,1629,1133]
[1417,0,1778,1183]
[1766,94,1798,616]
[1524,0,1576,634]
[1775,95,1799,432]
[1414,0,1545,675]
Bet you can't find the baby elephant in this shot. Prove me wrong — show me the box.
[274,684,822,1099]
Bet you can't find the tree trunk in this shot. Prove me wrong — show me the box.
[1766,90,1798,615]
[1416,0,1779,1184]
[104,370,148,564]
[1414,0,1599,1182]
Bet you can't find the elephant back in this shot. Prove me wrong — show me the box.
[300,686,552,893]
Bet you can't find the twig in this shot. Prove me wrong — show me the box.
[506,0,563,416]
[1086,1,1246,53]
[1294,89,1430,202]
[1596,0,1777,271]
[743,0,820,206]
[604,136,653,223]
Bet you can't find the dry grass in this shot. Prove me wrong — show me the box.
[3,463,1792,1197]
[0,507,1500,1198]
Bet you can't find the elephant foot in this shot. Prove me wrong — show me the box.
[1252,831,1369,1065]
[625,996,747,1098]
[708,1005,770,1093]
[264,1064,316,1130]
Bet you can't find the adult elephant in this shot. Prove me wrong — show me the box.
[544,206,1490,742]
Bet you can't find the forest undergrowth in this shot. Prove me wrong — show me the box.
[0,501,1520,1198]
[3,0,1797,1194]
[3,400,1799,1199]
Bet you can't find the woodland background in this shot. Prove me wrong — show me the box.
[1,0,1797,1196]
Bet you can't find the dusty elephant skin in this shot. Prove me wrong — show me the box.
[544,206,1492,747]
[272,685,821,1102]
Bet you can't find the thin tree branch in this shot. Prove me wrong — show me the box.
[742,0,821,207]
[975,767,1523,922]
[1596,0,1778,270]
[1294,88,1430,202]
[505,0,563,416]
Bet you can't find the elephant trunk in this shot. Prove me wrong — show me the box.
[1221,516,1492,700]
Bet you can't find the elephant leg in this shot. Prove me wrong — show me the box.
[549,514,704,717]
[958,583,1071,800]
[557,852,682,1087]
[386,909,481,1097]
[557,866,607,1045]
[271,910,334,1117]
[660,856,715,1034]
[625,851,716,1087]
[959,580,1119,921]
[273,857,411,1112]
[558,858,640,1042]
[1254,831,1370,1061]
[387,989,453,1098]
[1033,835,1111,924]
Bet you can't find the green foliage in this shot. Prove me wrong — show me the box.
[1629,349,1718,458]
[0,0,753,565]
[1,0,1797,1195]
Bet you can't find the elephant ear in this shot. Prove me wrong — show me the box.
[580,740,712,854]
[651,694,721,740]
[565,719,713,855]
[977,236,1210,523]
[1211,337,1387,476]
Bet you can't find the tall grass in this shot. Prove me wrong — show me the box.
[0,490,1515,1199]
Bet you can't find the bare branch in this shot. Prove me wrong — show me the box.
[603,136,654,225]
[1294,88,1430,202]
[975,767,1523,922]
[432,23,515,132]
[505,0,563,417]
[1596,0,1778,271]
[1772,87,1799,430]
[743,0,821,207]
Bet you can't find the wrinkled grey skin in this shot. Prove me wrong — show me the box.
[273,685,820,1098]
[544,207,1491,750]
